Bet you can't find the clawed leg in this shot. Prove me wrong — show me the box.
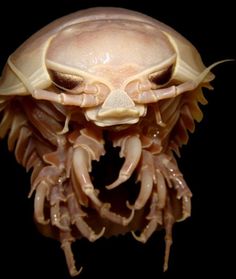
[100,203,135,226]
[59,207,83,277]
[72,145,134,226]
[155,154,192,221]
[128,150,154,210]
[155,169,167,209]
[132,192,162,243]
[106,135,142,189]
[72,147,102,207]
[34,180,50,224]
[50,185,70,231]
[163,197,175,272]
[33,166,63,225]
[66,186,105,242]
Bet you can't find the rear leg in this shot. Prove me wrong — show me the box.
[66,184,105,242]
[163,197,175,272]
[155,153,192,220]
[59,206,83,277]
[131,192,163,243]
[32,165,65,226]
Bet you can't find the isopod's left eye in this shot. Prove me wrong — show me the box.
[49,70,84,90]
[148,65,173,86]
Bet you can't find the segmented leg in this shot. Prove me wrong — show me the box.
[163,197,175,272]
[132,192,162,243]
[153,153,192,220]
[32,88,108,107]
[130,150,155,210]
[128,62,218,104]
[33,166,63,225]
[34,180,50,224]
[131,158,168,242]
[155,169,167,209]
[66,185,105,242]
[156,154,192,220]
[106,135,142,189]
[59,207,83,277]
[50,185,70,231]
[72,146,134,225]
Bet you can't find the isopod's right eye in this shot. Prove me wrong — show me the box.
[148,65,173,87]
[49,70,84,90]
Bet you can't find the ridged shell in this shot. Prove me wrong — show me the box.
[0,7,209,96]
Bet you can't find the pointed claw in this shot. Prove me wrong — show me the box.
[131,217,160,243]
[106,174,128,190]
[61,239,83,277]
[73,147,93,192]
[74,216,105,242]
[70,266,83,277]
[90,226,106,242]
[133,151,154,210]
[73,147,102,207]
[126,200,135,210]
[100,203,135,226]
[66,187,105,242]
[127,151,154,210]
[131,231,146,243]
[106,135,142,190]
[34,181,50,225]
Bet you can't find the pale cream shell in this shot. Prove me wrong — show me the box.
[0,7,209,96]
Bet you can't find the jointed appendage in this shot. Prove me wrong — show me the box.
[32,88,108,107]
[132,150,155,210]
[106,135,142,189]
[60,207,83,277]
[66,185,105,241]
[33,165,63,225]
[72,140,135,226]
[129,150,191,271]
[128,80,200,104]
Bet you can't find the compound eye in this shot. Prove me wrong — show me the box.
[49,70,84,90]
[148,65,173,86]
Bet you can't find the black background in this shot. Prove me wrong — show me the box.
[0,1,235,278]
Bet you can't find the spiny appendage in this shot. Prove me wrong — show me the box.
[1,99,192,275]
[0,109,104,275]
[28,127,139,276]
[30,163,105,275]
[103,126,191,271]
[71,128,135,226]
[130,151,191,271]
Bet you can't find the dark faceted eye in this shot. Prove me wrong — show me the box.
[49,70,83,90]
[149,66,173,86]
